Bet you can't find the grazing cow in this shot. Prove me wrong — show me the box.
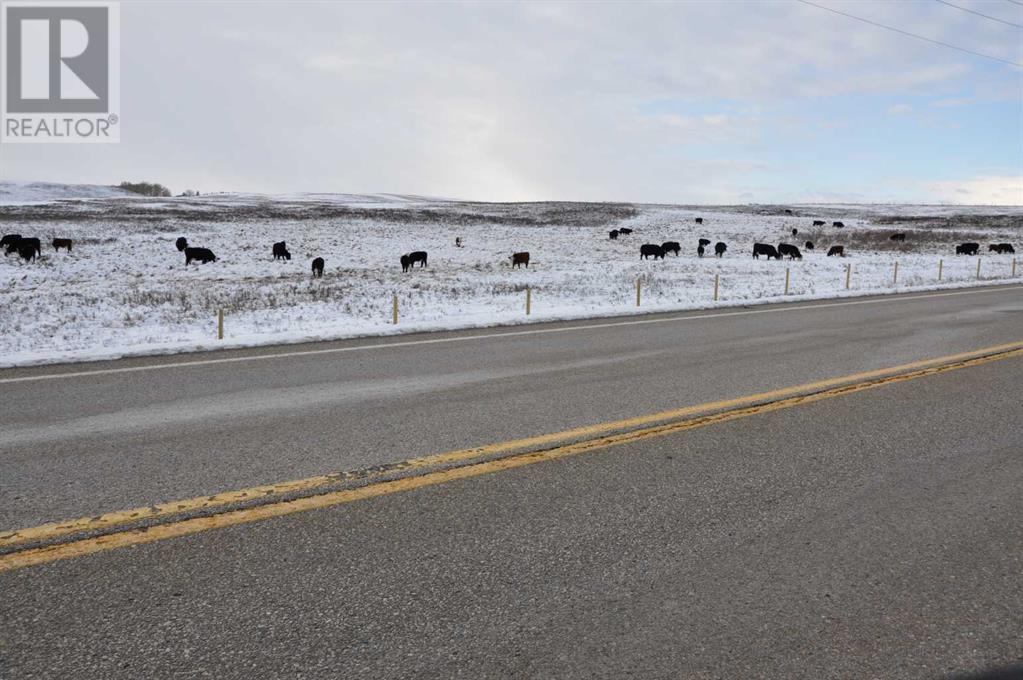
[777,243,802,260]
[805,241,815,251]
[272,241,291,261]
[698,238,711,247]
[311,257,324,278]
[714,241,727,257]
[185,247,217,264]
[697,244,705,258]
[407,251,428,269]
[695,217,704,225]
[640,244,665,260]
[1,234,22,252]
[618,228,633,235]
[7,237,40,259]
[752,243,781,260]
[833,221,845,228]
[791,228,798,236]
[812,220,825,227]
[827,245,844,257]
[609,230,619,240]
[175,237,188,252]
[989,243,1015,254]
[661,241,681,256]
[784,209,793,215]
[956,242,979,256]
[890,233,906,242]
[511,252,530,268]
[52,238,72,252]
[16,243,38,262]
[400,254,411,272]
[455,237,463,248]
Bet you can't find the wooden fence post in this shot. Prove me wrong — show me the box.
[845,263,851,290]
[1013,259,1017,277]
[635,278,641,307]
[217,309,224,340]
[713,273,719,302]
[392,294,398,325]
[525,287,531,315]
[976,258,982,280]
[892,260,899,285]
[938,259,943,282]
[784,268,790,295]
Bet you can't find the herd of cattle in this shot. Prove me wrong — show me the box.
[0,217,1016,277]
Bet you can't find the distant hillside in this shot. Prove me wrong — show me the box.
[0,181,138,205]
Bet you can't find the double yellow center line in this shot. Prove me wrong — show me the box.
[2,340,1021,573]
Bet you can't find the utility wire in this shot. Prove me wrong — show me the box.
[794,0,1023,67]
[934,0,1023,29]
[1004,0,1023,8]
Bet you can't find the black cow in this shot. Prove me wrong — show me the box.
[175,237,188,252]
[698,238,711,247]
[401,251,428,271]
[661,241,680,256]
[618,228,633,235]
[784,209,793,215]
[955,242,979,256]
[609,230,619,240]
[272,241,291,261]
[827,245,844,257]
[833,221,845,228]
[753,243,781,260]
[640,244,665,260]
[812,220,825,227]
[777,243,802,260]
[511,252,530,268]
[7,237,40,259]
[311,257,324,277]
[791,228,798,236]
[16,243,38,262]
[695,217,704,225]
[714,242,727,257]
[1,234,22,252]
[185,247,217,264]
[805,241,814,251]
[697,244,705,258]
[989,243,1015,254]
[890,233,906,242]
[52,238,73,252]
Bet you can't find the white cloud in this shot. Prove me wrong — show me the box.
[888,104,913,115]
[919,175,1023,205]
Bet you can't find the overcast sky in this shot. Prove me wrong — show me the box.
[2,0,1021,204]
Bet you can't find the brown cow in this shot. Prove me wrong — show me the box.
[52,238,73,252]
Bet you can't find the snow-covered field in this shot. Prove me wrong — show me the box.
[1,183,1020,366]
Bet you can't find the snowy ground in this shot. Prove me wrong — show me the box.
[1,184,1020,367]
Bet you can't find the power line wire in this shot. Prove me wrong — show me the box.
[794,0,1023,67]
[934,0,1023,29]
[1004,0,1023,8]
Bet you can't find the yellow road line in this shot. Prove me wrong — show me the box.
[1,344,1020,573]
[3,339,1022,551]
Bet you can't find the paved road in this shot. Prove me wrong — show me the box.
[2,285,1021,531]
[1,309,1021,677]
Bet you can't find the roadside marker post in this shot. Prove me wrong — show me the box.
[525,287,532,315]
[784,268,790,295]
[217,310,224,340]
[1013,259,1017,277]
[976,258,982,280]
[713,273,719,302]
[392,295,398,325]
[893,261,899,285]
[845,263,851,290]
[938,259,943,282]
[635,278,641,307]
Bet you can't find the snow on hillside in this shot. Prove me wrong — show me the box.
[0,196,1019,366]
[0,181,140,205]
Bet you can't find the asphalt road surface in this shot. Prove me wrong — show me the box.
[2,284,1022,678]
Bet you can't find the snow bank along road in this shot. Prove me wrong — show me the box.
[1,285,1021,677]
[1,190,1020,366]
